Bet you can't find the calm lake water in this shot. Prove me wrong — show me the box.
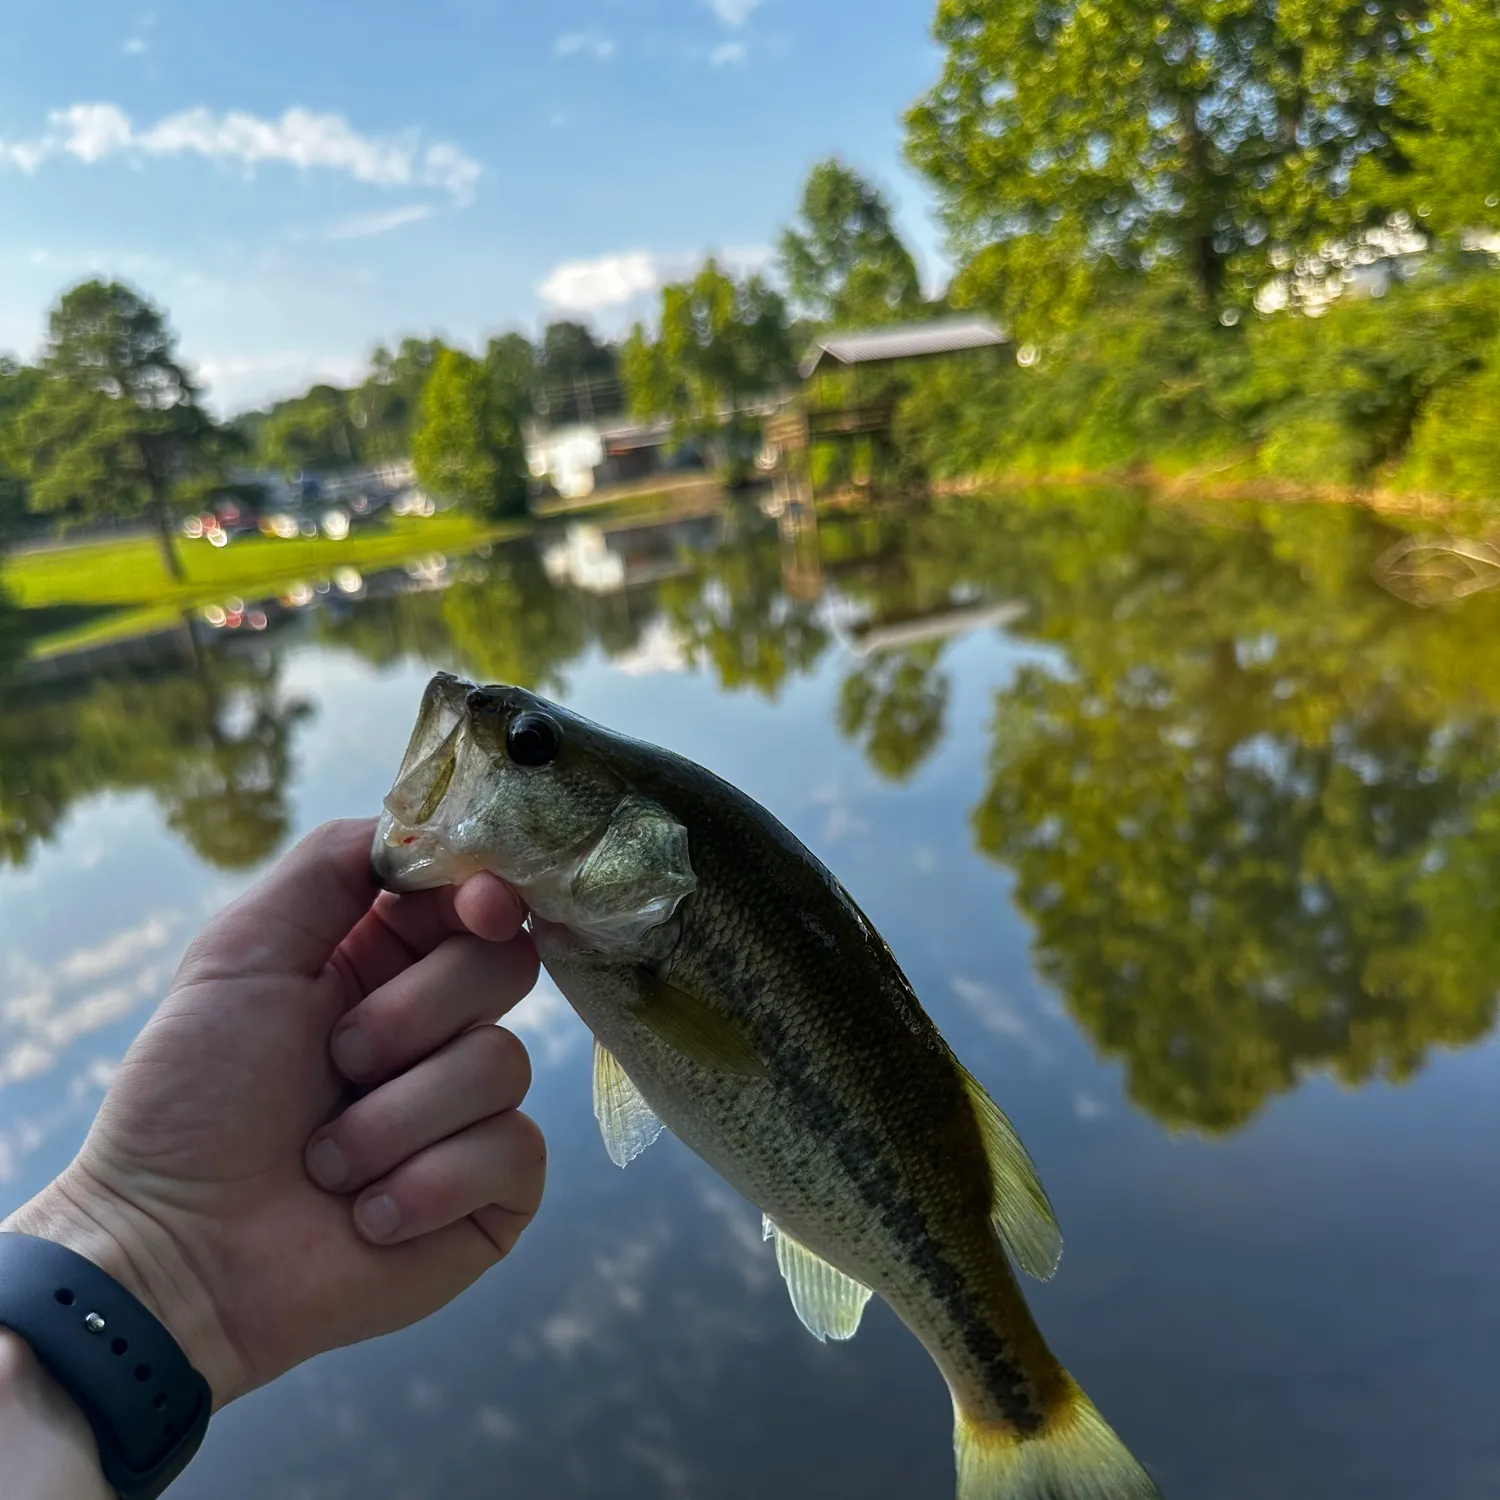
[3,487,1500,1499]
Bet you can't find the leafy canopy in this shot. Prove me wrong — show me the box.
[906,0,1428,332]
[779,158,924,327]
[622,258,792,436]
[411,346,530,516]
[19,280,215,524]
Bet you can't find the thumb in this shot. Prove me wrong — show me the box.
[181,820,381,983]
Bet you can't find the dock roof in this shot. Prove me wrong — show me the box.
[799,316,1007,377]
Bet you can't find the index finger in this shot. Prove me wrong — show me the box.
[335,872,526,1001]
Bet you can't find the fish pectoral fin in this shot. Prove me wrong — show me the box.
[569,797,699,944]
[634,971,766,1077]
[961,1064,1064,1282]
[592,1039,665,1168]
[763,1216,873,1343]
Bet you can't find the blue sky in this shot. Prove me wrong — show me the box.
[0,0,948,412]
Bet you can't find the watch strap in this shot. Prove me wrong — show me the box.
[0,1232,211,1499]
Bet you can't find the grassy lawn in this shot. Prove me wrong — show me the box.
[3,513,513,658]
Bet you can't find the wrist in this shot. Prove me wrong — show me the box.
[2,1167,243,1409]
[0,1329,113,1500]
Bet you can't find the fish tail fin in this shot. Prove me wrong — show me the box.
[954,1374,1162,1500]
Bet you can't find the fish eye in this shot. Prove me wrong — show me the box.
[506,712,561,768]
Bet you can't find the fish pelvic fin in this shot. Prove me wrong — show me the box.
[954,1376,1162,1500]
[592,1039,664,1168]
[959,1064,1063,1282]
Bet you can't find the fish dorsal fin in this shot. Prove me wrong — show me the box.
[762,1215,874,1343]
[592,1039,665,1168]
[959,1065,1063,1282]
[635,971,766,1077]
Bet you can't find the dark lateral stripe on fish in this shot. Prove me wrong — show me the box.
[752,1004,1046,1434]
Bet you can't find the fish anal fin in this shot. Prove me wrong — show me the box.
[635,971,766,1078]
[592,1039,665,1168]
[954,1375,1162,1499]
[960,1065,1063,1282]
[763,1215,873,1343]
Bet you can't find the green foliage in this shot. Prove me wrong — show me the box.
[897,264,1500,496]
[255,384,361,473]
[622,259,793,480]
[355,337,444,460]
[244,337,446,474]
[906,0,1427,332]
[1362,0,1500,235]
[17,281,217,578]
[0,358,41,541]
[779,159,923,327]
[412,347,529,516]
[1227,269,1500,484]
[537,320,619,424]
[1399,355,1500,501]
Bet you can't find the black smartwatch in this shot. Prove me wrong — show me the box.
[0,1233,212,1499]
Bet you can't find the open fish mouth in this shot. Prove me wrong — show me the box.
[371,673,487,892]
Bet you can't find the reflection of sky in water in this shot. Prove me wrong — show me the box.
[3,599,1500,1498]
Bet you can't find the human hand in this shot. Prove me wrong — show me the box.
[2,818,545,1408]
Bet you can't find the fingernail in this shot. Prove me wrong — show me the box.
[332,1025,374,1080]
[307,1137,349,1191]
[357,1193,401,1242]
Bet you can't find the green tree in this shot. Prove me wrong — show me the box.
[0,357,42,542]
[779,158,923,327]
[256,384,361,474]
[17,281,217,579]
[412,347,529,516]
[484,332,537,422]
[622,259,792,477]
[905,0,1427,331]
[1362,0,1500,234]
[537,320,619,424]
[352,337,444,460]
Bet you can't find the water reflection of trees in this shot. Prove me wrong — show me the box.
[952,492,1500,1134]
[596,493,1500,1135]
[8,492,1500,1132]
[0,628,311,871]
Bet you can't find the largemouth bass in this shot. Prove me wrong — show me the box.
[372,672,1162,1500]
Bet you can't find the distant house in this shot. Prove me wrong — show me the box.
[525,418,701,501]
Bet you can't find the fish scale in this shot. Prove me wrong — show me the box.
[373,673,1164,1500]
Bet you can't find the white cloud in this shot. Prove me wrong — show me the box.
[555,32,616,60]
[537,245,774,313]
[539,250,661,312]
[324,203,432,239]
[710,42,747,66]
[1,913,184,1090]
[0,102,482,204]
[950,976,1054,1063]
[706,0,762,25]
[123,36,149,56]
